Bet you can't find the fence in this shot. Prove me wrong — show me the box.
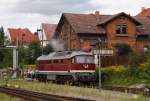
[100,55,129,67]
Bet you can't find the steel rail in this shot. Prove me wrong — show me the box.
[0,86,95,101]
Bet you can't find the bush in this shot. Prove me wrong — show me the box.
[126,52,145,77]
[102,66,124,81]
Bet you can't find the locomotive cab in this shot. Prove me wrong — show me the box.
[71,55,95,71]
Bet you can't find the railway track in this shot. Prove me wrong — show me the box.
[101,86,144,94]
[0,86,95,101]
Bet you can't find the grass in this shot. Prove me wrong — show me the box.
[102,76,148,87]
[0,93,19,101]
[0,79,150,101]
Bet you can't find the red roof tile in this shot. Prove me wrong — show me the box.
[8,28,39,45]
[137,8,150,16]
[42,23,57,40]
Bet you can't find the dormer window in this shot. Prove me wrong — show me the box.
[116,24,127,34]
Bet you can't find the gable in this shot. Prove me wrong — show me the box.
[98,12,141,26]
[42,23,57,41]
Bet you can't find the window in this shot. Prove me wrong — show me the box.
[76,56,94,63]
[116,25,127,34]
[80,38,84,43]
[76,56,85,63]
[86,56,94,63]
[72,58,75,63]
[60,60,63,63]
[53,60,59,63]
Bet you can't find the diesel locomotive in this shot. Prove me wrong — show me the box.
[35,51,96,83]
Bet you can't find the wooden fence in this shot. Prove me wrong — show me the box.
[101,55,129,67]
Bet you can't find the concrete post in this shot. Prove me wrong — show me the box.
[12,48,17,78]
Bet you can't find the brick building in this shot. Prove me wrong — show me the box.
[55,11,150,52]
[137,7,150,17]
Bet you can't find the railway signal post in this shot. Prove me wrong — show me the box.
[91,38,106,92]
[97,38,102,92]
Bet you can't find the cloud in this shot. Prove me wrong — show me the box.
[12,0,100,15]
[0,0,19,13]
[90,0,150,15]
[0,0,149,33]
[1,13,58,32]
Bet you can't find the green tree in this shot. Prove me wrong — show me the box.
[127,52,144,77]
[0,26,5,46]
[43,44,54,55]
[26,41,41,64]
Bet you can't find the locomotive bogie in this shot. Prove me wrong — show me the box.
[36,72,96,83]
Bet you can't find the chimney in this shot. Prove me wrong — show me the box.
[141,7,145,11]
[95,11,100,22]
[95,11,100,16]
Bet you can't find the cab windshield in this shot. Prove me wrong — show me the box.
[76,56,94,63]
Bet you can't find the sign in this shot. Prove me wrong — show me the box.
[92,49,114,55]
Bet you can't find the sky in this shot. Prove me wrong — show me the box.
[0,0,150,32]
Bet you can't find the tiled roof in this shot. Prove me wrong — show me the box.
[61,12,150,35]
[98,12,141,26]
[63,13,106,34]
[8,28,39,45]
[134,16,150,35]
[137,8,150,16]
[42,23,57,40]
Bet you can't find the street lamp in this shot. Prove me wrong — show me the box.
[91,38,105,92]
[37,29,44,55]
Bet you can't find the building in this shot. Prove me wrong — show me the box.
[55,11,150,52]
[8,28,39,45]
[137,7,150,17]
[38,23,57,46]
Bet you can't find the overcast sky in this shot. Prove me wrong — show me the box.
[0,0,150,32]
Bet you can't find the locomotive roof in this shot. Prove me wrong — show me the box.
[37,51,93,60]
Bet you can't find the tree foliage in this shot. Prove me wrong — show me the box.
[43,44,54,55]
[0,29,54,68]
[115,44,132,55]
[26,41,41,64]
[0,26,5,46]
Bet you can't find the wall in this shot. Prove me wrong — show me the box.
[57,17,80,50]
[136,39,150,51]
[106,15,137,51]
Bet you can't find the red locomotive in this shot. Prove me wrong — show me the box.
[35,51,96,83]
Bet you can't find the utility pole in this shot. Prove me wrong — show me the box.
[91,38,104,92]
[37,29,43,55]
[98,38,102,92]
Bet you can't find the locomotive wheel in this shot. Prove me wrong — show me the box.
[65,76,74,85]
[56,75,74,84]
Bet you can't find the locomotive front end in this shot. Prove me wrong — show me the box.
[70,53,96,83]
